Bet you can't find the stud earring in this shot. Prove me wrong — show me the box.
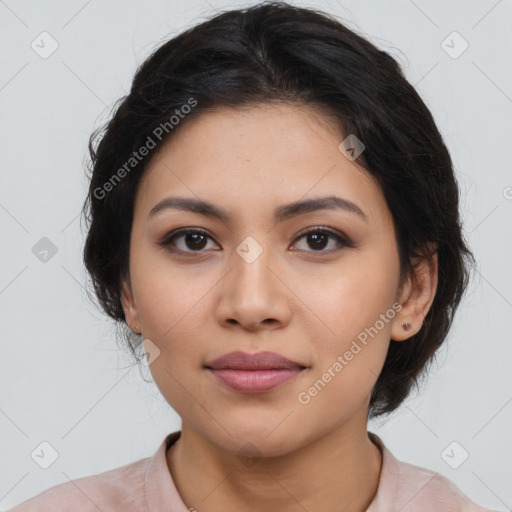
[402,322,412,330]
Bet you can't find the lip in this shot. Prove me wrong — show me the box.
[204,350,308,394]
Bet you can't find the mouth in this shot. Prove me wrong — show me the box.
[205,367,307,393]
[204,350,309,393]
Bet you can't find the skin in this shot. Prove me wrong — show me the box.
[121,102,438,512]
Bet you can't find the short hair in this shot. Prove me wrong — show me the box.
[82,1,475,420]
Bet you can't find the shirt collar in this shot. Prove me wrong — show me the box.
[144,430,395,512]
[366,431,400,510]
[144,430,188,511]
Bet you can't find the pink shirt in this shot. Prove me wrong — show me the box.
[9,431,500,511]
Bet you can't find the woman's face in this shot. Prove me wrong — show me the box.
[121,103,428,456]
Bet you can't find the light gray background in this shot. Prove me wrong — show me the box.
[1,0,511,510]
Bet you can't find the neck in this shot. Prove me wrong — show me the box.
[166,418,383,512]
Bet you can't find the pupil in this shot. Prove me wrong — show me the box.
[187,233,206,250]
[309,233,327,250]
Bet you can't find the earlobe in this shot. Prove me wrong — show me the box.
[391,277,415,342]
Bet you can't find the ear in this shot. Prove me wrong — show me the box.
[121,276,141,334]
[391,246,438,342]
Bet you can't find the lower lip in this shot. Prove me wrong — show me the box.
[207,367,305,393]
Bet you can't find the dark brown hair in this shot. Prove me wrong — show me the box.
[81,1,475,419]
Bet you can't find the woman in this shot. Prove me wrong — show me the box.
[10,2,501,511]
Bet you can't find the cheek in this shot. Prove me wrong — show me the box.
[130,246,214,342]
[300,260,396,340]
[293,258,396,390]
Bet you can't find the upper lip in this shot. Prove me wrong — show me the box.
[204,350,307,370]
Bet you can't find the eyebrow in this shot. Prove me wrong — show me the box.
[148,195,368,223]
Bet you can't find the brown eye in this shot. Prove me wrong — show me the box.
[159,229,218,253]
[305,232,329,250]
[159,226,352,256]
[182,232,208,250]
[292,227,351,253]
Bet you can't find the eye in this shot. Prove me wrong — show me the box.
[291,226,352,253]
[158,226,352,255]
[159,228,219,254]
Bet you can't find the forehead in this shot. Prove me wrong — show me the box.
[135,103,392,229]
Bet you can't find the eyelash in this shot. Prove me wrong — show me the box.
[158,226,353,256]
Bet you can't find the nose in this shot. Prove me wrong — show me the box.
[215,242,292,332]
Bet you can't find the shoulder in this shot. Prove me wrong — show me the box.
[8,456,151,512]
[368,432,501,512]
[394,459,497,511]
